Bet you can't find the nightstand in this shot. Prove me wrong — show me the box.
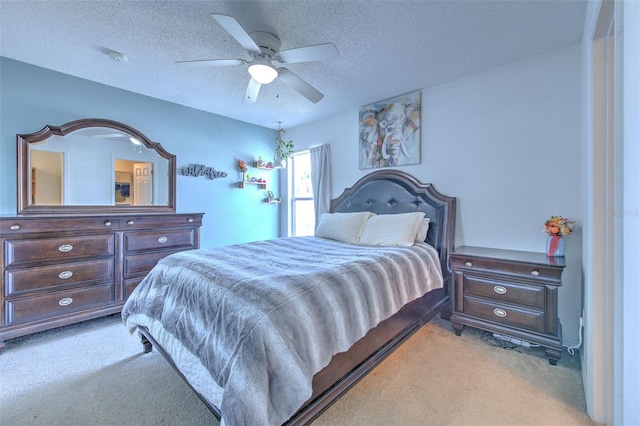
[449,246,565,365]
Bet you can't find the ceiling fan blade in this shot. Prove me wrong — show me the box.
[243,78,262,104]
[277,43,339,64]
[176,59,246,68]
[277,68,324,103]
[211,14,261,53]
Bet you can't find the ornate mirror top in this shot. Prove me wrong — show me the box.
[17,118,176,215]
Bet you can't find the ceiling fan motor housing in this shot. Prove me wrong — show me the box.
[250,32,281,58]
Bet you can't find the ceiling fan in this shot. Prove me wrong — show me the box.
[176,14,339,104]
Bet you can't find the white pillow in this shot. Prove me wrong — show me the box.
[315,212,375,244]
[414,218,431,243]
[359,212,426,247]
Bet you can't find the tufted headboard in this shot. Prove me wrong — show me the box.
[330,169,456,278]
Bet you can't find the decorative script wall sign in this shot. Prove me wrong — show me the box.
[181,164,228,180]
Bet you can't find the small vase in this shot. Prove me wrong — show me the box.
[546,235,565,257]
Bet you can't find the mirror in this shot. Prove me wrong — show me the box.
[17,118,176,215]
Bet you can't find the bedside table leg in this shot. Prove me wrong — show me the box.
[452,322,464,336]
[440,304,452,321]
[545,347,562,365]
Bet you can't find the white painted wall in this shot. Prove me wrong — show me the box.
[620,3,640,424]
[285,44,583,345]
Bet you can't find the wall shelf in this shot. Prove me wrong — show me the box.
[252,162,277,170]
[238,181,267,189]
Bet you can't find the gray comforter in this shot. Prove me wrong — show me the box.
[122,236,443,426]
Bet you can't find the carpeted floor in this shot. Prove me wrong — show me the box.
[0,313,598,425]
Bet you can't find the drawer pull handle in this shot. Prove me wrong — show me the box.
[127,220,135,225]
[493,308,507,318]
[58,270,74,279]
[465,261,473,267]
[530,269,540,276]
[104,221,112,227]
[187,218,194,223]
[58,244,74,252]
[10,225,21,230]
[493,286,507,294]
[58,297,73,306]
[157,236,168,244]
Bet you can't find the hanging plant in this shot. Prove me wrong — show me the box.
[275,137,294,160]
[275,123,294,160]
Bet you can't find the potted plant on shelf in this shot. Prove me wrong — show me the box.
[264,190,281,203]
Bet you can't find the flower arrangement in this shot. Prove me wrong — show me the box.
[236,158,247,172]
[543,216,574,237]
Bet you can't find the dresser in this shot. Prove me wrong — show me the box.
[449,246,565,364]
[0,213,203,351]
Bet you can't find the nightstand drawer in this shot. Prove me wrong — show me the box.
[463,296,545,333]
[451,256,562,284]
[464,275,544,309]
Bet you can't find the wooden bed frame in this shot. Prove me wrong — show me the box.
[137,169,456,425]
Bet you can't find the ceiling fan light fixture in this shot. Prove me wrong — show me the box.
[248,61,278,84]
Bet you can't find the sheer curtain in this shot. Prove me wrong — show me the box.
[310,144,331,223]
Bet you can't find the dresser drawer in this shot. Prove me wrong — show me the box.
[451,256,562,284]
[124,229,196,253]
[463,296,545,333]
[123,250,184,278]
[5,259,114,296]
[0,217,120,234]
[4,282,115,326]
[120,214,202,230]
[5,234,115,267]
[463,275,544,309]
[124,277,145,300]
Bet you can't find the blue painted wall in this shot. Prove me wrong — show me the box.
[0,58,280,248]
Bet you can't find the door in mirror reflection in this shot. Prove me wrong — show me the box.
[114,159,153,205]
[134,162,153,205]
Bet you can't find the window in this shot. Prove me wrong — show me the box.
[290,150,315,236]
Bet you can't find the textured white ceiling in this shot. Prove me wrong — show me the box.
[0,0,586,130]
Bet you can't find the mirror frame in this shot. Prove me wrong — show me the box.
[17,118,176,215]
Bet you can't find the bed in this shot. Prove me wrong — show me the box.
[122,169,456,425]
